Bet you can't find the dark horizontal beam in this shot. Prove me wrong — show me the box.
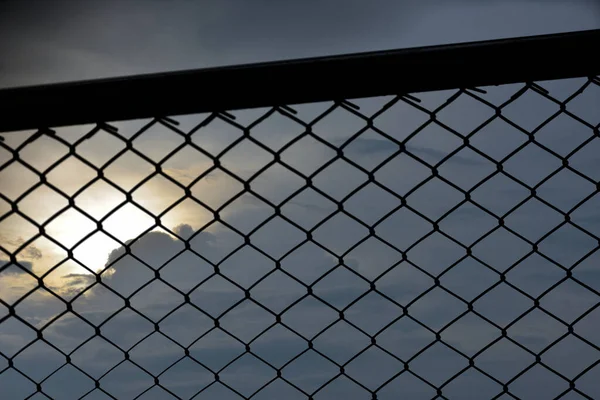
[1,29,599,133]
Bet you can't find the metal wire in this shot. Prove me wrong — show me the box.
[1,34,600,400]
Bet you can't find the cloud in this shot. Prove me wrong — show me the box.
[344,137,489,167]
[0,259,34,275]
[173,223,194,240]
[0,235,43,260]
[4,204,599,399]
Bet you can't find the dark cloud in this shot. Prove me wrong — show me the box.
[343,137,488,167]
[0,259,34,275]
[4,210,600,398]
[173,223,194,240]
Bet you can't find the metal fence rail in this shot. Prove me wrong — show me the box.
[1,30,600,400]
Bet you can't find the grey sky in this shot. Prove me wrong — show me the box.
[1,1,600,399]
[0,0,599,87]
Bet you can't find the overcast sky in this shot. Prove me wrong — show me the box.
[1,1,600,399]
[0,0,599,87]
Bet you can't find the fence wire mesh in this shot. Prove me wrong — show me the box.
[1,72,600,400]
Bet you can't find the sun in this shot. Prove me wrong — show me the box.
[2,161,229,295]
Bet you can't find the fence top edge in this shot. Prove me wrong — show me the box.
[0,28,599,133]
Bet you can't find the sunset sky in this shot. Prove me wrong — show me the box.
[1,1,600,399]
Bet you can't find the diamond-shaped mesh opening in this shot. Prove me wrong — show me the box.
[161,356,214,398]
[502,86,561,132]
[129,280,184,322]
[102,149,154,191]
[251,324,306,368]
[438,147,496,191]
[17,185,69,225]
[376,316,436,361]
[313,320,369,365]
[376,261,434,305]
[280,241,337,285]
[312,158,369,201]
[132,175,186,216]
[19,134,69,173]
[344,182,400,226]
[249,108,306,151]
[282,350,338,394]
[99,360,154,399]
[566,80,600,125]
[250,164,305,206]
[220,139,274,181]
[219,300,276,342]
[436,91,497,134]
[410,342,469,387]
[536,113,594,157]
[188,328,245,372]
[470,117,528,162]
[0,317,37,358]
[542,334,599,379]
[100,308,154,351]
[313,266,370,310]
[221,353,276,396]
[474,283,534,327]
[75,128,126,168]
[280,134,337,177]
[347,346,404,389]
[131,121,185,163]
[344,292,402,336]
[441,312,501,357]
[343,128,399,171]
[504,142,563,187]
[0,161,39,200]
[70,336,125,379]
[440,257,498,301]
[0,262,39,303]
[189,275,245,317]
[409,287,468,331]
[43,364,96,399]
[312,213,368,256]
[408,177,465,221]
[376,207,433,252]
[250,270,306,314]
[374,97,431,140]
[539,279,598,324]
[443,367,503,399]
[1,51,599,400]
[282,296,338,339]
[190,115,244,156]
[14,287,66,329]
[312,104,367,145]
[129,333,183,376]
[281,188,337,231]
[406,123,463,167]
[377,371,436,399]
[509,364,569,399]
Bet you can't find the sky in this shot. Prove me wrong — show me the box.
[0,0,600,87]
[1,1,600,399]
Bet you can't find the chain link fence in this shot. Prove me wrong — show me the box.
[1,31,600,399]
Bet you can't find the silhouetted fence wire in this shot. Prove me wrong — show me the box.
[1,30,600,399]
